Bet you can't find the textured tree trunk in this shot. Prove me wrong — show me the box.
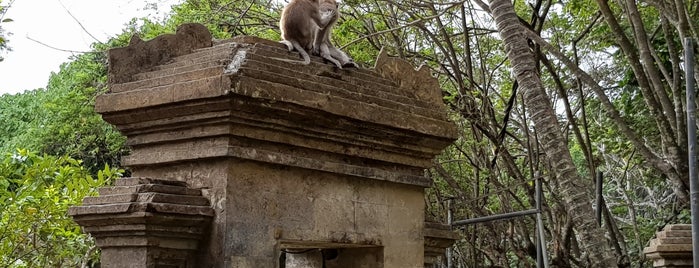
[487,0,618,266]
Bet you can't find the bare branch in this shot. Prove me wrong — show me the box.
[26,35,91,54]
[523,27,676,178]
[58,0,102,44]
[339,1,463,49]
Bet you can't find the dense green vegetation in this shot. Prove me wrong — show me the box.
[0,150,121,267]
[0,0,13,62]
[0,0,697,266]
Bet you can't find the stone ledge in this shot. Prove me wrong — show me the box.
[97,184,203,196]
[123,144,433,187]
[424,222,459,253]
[424,222,459,266]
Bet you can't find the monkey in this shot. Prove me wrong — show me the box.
[278,0,342,67]
[314,0,359,68]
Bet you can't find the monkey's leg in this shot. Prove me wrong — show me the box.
[272,40,312,65]
[328,45,358,68]
[319,43,343,68]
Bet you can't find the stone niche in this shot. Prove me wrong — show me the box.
[70,23,458,268]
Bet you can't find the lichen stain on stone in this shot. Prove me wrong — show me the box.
[224,49,248,74]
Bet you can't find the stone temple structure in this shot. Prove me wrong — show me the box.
[643,224,693,268]
[69,23,458,267]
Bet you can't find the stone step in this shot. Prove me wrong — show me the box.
[250,43,399,89]
[82,223,208,237]
[97,76,228,113]
[155,51,234,70]
[238,51,435,111]
[649,237,692,247]
[234,63,442,120]
[134,60,226,81]
[663,224,691,231]
[644,243,693,254]
[69,202,213,216]
[82,193,210,206]
[113,65,223,93]
[657,230,692,238]
[115,177,187,187]
[230,76,455,142]
[163,43,240,65]
[98,184,203,196]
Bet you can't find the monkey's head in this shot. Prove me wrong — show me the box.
[320,0,339,8]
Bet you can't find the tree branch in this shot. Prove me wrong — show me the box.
[339,1,462,49]
[26,35,91,54]
[58,0,102,44]
[522,27,676,178]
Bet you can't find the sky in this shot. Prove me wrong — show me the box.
[0,0,181,95]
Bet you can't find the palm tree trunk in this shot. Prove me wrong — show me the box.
[488,0,617,266]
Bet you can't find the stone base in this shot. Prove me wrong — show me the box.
[69,177,214,268]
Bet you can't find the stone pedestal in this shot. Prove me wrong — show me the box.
[73,23,458,267]
[68,177,214,268]
[643,224,693,267]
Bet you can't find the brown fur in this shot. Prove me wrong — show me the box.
[278,0,323,65]
[314,0,358,68]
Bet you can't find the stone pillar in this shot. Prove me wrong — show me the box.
[643,224,692,267]
[75,23,457,267]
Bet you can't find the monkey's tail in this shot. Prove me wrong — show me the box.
[272,39,311,65]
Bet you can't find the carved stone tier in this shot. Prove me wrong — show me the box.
[643,224,693,267]
[82,23,457,267]
[69,177,214,268]
[423,222,460,266]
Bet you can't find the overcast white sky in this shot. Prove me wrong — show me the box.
[0,0,181,95]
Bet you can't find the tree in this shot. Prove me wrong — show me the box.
[0,52,127,173]
[0,149,121,267]
[478,0,617,265]
[0,0,14,62]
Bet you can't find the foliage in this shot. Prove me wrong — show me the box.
[0,149,122,267]
[0,0,14,62]
[0,52,127,173]
[167,0,281,40]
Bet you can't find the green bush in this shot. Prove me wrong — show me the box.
[0,149,122,267]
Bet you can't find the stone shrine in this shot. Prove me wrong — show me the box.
[69,23,458,267]
[643,224,693,268]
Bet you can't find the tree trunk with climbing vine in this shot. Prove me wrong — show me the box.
[487,0,617,265]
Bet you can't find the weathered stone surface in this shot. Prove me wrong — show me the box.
[374,47,443,105]
[108,23,213,85]
[77,23,458,268]
[96,33,456,187]
[70,177,214,268]
[423,222,459,266]
[643,224,693,268]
